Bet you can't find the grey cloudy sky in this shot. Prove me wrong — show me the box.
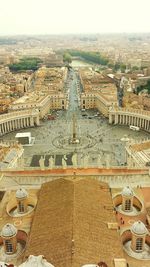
[1,0,150,35]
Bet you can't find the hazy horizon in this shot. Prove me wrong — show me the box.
[1,0,150,36]
[1,32,150,37]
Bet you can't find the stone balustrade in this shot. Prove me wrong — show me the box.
[109,107,150,132]
[0,110,40,136]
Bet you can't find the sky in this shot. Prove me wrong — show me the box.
[1,0,150,35]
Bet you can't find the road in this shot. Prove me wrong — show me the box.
[66,68,81,120]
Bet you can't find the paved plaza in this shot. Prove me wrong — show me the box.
[1,68,149,168]
[1,110,149,168]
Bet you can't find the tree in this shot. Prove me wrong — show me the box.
[64,50,109,66]
[8,57,42,72]
[136,79,150,94]
[108,63,114,68]
[120,64,126,73]
[63,53,72,63]
[132,66,139,71]
[113,63,120,71]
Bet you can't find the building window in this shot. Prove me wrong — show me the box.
[62,100,64,105]
[5,240,13,253]
[125,199,131,211]
[136,238,143,251]
[18,201,24,213]
[83,100,85,104]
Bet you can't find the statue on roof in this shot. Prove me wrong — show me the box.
[62,155,67,169]
[39,156,45,170]
[19,255,55,267]
[72,153,77,168]
[49,156,55,170]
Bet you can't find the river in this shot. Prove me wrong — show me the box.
[71,59,92,68]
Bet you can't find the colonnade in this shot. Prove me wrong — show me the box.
[109,108,150,132]
[0,110,40,136]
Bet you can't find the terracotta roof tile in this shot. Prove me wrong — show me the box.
[24,178,124,267]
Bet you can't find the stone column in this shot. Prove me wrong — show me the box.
[27,117,30,127]
[119,115,121,124]
[115,114,118,124]
[3,123,7,133]
[1,123,5,134]
[20,118,23,128]
[0,124,2,135]
[30,117,34,127]
[137,117,139,127]
[10,120,13,131]
[36,116,40,126]
[8,121,11,131]
[24,118,26,127]
[121,115,123,124]
[109,114,113,124]
[142,119,145,129]
[14,120,16,130]
[5,122,8,132]
[122,115,125,124]
[25,118,27,127]
[124,115,126,124]
[17,119,20,129]
[144,119,147,130]
[22,118,25,128]
[9,121,12,132]
[12,120,15,130]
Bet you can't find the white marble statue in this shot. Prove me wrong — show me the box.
[19,255,55,267]
[49,156,54,170]
[62,155,67,169]
[39,156,45,170]
[72,153,77,168]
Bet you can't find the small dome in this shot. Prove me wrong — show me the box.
[1,223,17,237]
[131,221,147,235]
[16,188,28,199]
[122,186,133,197]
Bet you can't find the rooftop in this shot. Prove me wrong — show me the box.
[24,178,124,267]
[130,141,150,152]
[0,142,23,168]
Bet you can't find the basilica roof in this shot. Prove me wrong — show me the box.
[24,178,124,267]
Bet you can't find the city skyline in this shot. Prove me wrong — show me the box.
[1,0,150,35]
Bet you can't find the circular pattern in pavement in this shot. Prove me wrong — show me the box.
[52,134,97,150]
